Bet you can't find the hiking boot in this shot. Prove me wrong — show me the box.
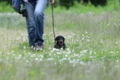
[34,43,44,50]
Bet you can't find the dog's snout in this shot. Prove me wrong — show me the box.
[59,41,63,43]
[59,39,63,43]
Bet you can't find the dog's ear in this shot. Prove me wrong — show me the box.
[62,37,65,41]
[55,37,57,41]
[55,37,58,43]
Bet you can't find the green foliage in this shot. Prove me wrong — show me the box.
[0,2,14,12]
[0,0,120,13]
[45,0,120,14]
[90,0,107,6]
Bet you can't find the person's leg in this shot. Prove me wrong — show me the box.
[25,2,36,47]
[34,0,47,45]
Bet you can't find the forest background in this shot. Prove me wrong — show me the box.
[0,0,120,13]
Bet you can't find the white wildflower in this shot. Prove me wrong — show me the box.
[110,51,114,54]
[73,54,79,57]
[80,61,85,65]
[38,55,44,58]
[26,60,29,63]
[50,48,59,53]
[67,35,72,39]
[86,39,90,42]
[49,32,53,34]
[66,48,71,54]
[82,37,84,40]
[24,46,26,49]
[30,54,36,57]
[18,55,22,59]
[59,58,67,62]
[72,33,76,36]
[28,52,31,55]
[65,54,68,57]
[76,40,79,42]
[85,32,88,34]
[7,53,11,55]
[115,42,118,44]
[39,59,42,61]
[35,58,38,61]
[47,58,54,61]
[80,50,88,54]
[57,52,62,55]
[89,51,93,55]
[89,56,93,58]
[11,51,14,53]
[100,39,104,43]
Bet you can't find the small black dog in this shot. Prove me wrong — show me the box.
[54,35,66,50]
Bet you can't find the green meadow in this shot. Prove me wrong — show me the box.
[0,1,120,80]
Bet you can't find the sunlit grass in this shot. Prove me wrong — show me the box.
[0,11,120,80]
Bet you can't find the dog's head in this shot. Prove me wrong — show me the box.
[55,36,65,46]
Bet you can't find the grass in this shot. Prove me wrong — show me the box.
[0,10,120,80]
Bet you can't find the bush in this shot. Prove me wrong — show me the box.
[0,2,14,12]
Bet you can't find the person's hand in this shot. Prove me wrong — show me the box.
[50,0,55,4]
